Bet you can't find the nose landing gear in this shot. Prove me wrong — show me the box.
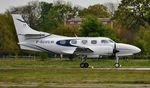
[114,56,121,68]
[114,63,121,68]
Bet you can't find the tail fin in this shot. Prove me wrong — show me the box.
[12,14,64,38]
[12,14,38,34]
[12,14,50,51]
[12,14,47,41]
[12,14,64,51]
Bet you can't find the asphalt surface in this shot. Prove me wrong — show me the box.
[0,83,150,88]
[1,67,150,70]
[92,67,150,70]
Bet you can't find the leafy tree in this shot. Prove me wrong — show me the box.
[80,15,116,39]
[37,1,79,32]
[0,12,19,55]
[114,0,150,30]
[53,25,80,36]
[80,4,110,18]
[134,24,150,53]
[10,0,80,33]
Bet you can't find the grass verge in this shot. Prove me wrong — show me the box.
[0,58,150,84]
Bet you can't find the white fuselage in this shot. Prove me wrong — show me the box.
[20,35,141,57]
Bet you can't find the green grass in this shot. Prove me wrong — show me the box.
[0,58,150,87]
[0,67,150,84]
[0,58,150,68]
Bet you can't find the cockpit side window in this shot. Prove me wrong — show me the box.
[101,39,115,43]
[101,40,109,43]
[109,39,115,43]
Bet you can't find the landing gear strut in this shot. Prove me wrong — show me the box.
[114,56,121,68]
[80,56,89,68]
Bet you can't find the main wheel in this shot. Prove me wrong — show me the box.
[84,62,89,68]
[80,63,85,68]
[114,63,120,68]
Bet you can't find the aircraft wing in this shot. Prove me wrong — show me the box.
[74,47,94,54]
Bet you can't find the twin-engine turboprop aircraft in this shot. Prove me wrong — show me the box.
[12,14,141,68]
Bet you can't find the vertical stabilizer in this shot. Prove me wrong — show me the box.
[12,14,63,51]
[12,14,50,51]
[12,14,42,42]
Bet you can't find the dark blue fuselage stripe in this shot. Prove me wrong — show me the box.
[56,40,78,47]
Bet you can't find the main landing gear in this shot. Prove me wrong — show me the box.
[79,55,121,68]
[80,56,89,68]
[114,56,121,68]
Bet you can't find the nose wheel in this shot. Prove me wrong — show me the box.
[115,56,121,68]
[80,56,89,68]
[114,63,121,68]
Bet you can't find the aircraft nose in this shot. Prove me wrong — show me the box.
[128,45,141,54]
[116,43,141,54]
[133,46,141,53]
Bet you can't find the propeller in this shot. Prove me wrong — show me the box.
[113,43,119,56]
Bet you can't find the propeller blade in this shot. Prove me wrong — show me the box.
[113,43,119,54]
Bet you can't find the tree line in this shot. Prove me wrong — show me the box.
[0,0,149,58]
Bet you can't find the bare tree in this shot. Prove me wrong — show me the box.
[10,1,41,29]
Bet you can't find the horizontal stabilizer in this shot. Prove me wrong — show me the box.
[19,33,50,39]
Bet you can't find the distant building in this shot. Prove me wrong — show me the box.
[65,17,113,28]
[65,17,82,25]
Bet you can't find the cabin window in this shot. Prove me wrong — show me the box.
[91,40,97,44]
[101,40,109,43]
[82,40,88,44]
[71,40,77,44]
[51,41,54,43]
[60,40,66,44]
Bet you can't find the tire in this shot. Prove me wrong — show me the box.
[84,63,89,68]
[114,63,120,68]
[80,63,85,68]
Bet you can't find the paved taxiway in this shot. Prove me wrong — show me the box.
[0,83,150,88]
[92,67,150,70]
[1,67,150,70]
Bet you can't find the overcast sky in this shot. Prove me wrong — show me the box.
[0,0,121,13]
